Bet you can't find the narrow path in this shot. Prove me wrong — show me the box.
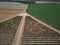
[12,15,26,45]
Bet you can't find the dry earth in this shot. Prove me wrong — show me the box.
[0,9,25,23]
[0,2,28,23]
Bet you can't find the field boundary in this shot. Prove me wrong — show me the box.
[0,9,26,23]
[0,15,17,23]
[27,13,60,34]
[36,1,60,3]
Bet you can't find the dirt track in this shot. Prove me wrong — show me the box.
[12,16,26,45]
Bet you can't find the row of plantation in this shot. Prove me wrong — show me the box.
[21,16,60,45]
[0,16,60,45]
[0,16,22,45]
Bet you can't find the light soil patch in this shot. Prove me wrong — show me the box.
[0,2,28,10]
[0,9,25,23]
[0,2,28,23]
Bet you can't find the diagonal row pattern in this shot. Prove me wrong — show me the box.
[21,16,60,45]
[0,16,60,45]
[0,16,22,45]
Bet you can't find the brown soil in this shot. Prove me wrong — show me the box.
[0,9,25,23]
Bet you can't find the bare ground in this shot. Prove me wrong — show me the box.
[0,2,28,23]
[0,9,26,23]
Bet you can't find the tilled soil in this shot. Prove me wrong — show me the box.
[21,16,60,45]
[0,16,22,45]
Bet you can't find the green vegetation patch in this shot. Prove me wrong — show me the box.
[27,3,60,30]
